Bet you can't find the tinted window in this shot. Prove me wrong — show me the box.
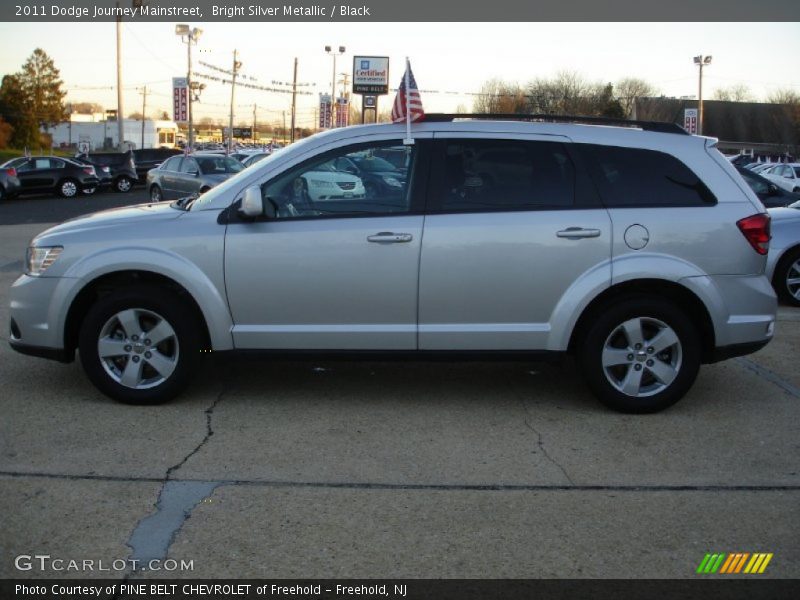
[437,139,575,211]
[737,169,769,195]
[580,144,716,207]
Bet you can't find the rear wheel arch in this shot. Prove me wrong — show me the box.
[568,279,716,362]
[64,270,211,356]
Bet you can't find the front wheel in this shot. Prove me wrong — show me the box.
[773,247,800,307]
[78,286,201,404]
[577,296,701,413]
[150,185,163,202]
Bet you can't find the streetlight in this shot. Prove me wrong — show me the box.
[693,54,712,135]
[176,24,203,150]
[325,45,345,128]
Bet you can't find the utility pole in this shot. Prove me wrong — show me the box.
[139,85,147,149]
[115,1,124,150]
[228,49,241,153]
[338,72,350,127]
[282,110,286,144]
[290,57,298,143]
[324,45,345,128]
[252,104,257,145]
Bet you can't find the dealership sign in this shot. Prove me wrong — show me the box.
[352,56,389,95]
[684,108,698,134]
[173,77,188,123]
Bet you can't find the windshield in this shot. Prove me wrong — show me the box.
[197,156,244,174]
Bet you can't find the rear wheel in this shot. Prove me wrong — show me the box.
[773,247,800,307]
[115,176,133,193]
[78,285,201,404]
[150,185,163,202]
[578,296,701,413]
[58,179,79,198]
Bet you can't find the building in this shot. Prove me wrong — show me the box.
[47,118,179,151]
[633,97,799,159]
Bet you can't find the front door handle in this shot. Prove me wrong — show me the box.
[556,227,602,240]
[367,232,413,243]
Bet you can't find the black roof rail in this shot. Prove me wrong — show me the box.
[423,113,690,135]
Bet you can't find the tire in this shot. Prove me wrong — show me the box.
[78,285,201,404]
[773,247,800,307]
[150,185,163,202]
[115,176,133,193]
[58,179,79,198]
[577,296,701,413]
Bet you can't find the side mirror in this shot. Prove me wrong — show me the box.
[238,186,274,218]
[192,170,200,177]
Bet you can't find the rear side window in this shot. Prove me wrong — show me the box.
[579,144,716,207]
[435,139,575,212]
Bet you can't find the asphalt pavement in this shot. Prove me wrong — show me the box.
[1,190,798,581]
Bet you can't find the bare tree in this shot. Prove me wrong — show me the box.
[767,88,800,105]
[615,77,659,117]
[713,84,754,102]
[473,78,527,114]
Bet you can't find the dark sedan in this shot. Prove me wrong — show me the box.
[1,156,99,198]
[737,166,800,208]
[75,151,138,193]
[146,154,244,202]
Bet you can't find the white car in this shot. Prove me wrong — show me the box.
[300,163,365,201]
[767,200,800,306]
[764,163,800,193]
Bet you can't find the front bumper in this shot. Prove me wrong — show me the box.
[8,274,74,361]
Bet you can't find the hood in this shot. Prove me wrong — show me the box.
[34,202,183,244]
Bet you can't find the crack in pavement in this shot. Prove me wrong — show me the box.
[125,367,231,571]
[517,397,575,485]
[735,357,800,399]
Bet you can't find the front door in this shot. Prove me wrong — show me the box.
[224,139,429,350]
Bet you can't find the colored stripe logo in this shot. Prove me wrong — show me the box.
[697,553,773,574]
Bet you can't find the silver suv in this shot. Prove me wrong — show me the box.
[8,116,777,413]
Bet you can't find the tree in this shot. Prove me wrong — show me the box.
[473,78,527,114]
[713,84,754,102]
[18,48,67,130]
[127,111,144,120]
[767,88,800,105]
[0,117,13,149]
[615,77,658,118]
[0,74,38,148]
[71,102,103,114]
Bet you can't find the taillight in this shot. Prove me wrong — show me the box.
[5,167,16,177]
[737,213,771,255]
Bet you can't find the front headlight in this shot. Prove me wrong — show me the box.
[26,246,63,276]
[381,176,403,188]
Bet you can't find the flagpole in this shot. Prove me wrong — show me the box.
[403,56,414,145]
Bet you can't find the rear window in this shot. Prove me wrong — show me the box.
[579,144,716,207]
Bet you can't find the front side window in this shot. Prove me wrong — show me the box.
[435,139,575,212]
[579,144,716,207]
[260,142,416,219]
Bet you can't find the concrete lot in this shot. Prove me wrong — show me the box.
[1,190,798,580]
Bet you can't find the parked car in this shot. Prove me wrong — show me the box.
[766,203,800,306]
[241,152,271,168]
[763,163,800,193]
[132,148,183,183]
[8,116,777,413]
[329,154,406,200]
[72,156,112,190]
[0,164,21,200]
[296,161,366,202]
[735,166,800,208]
[76,151,137,193]
[1,156,99,197]
[147,154,244,202]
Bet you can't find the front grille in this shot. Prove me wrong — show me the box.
[337,182,356,190]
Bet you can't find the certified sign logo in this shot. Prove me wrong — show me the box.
[361,60,370,69]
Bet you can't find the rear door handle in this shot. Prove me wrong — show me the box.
[367,232,413,243]
[556,227,602,239]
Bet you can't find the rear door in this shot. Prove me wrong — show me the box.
[418,134,612,350]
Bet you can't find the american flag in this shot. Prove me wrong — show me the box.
[391,62,424,123]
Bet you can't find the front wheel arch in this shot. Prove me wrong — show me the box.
[64,270,211,358]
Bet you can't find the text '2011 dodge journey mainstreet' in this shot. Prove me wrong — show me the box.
[9,115,777,412]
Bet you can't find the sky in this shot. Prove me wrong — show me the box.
[1,21,799,129]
